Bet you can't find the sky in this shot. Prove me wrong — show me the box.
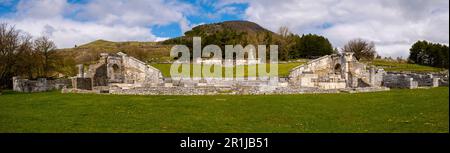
[0,0,448,58]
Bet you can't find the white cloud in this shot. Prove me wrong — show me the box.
[4,18,160,48]
[74,0,195,27]
[220,0,449,58]
[1,0,195,48]
[2,0,448,57]
[15,0,67,19]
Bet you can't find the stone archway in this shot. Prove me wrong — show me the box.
[109,63,123,83]
[112,64,120,79]
[334,63,342,75]
[93,64,108,86]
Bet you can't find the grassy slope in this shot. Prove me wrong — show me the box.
[150,59,445,78]
[150,62,304,78]
[0,87,448,133]
[366,59,443,72]
[57,40,172,64]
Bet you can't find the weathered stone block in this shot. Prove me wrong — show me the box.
[72,77,92,90]
[13,77,69,92]
[432,78,440,87]
[164,83,173,87]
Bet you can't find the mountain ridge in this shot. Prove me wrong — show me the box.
[57,20,282,64]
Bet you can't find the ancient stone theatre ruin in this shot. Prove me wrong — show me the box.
[70,52,163,92]
[56,52,448,95]
[289,52,384,89]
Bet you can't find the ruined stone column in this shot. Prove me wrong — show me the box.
[12,76,19,91]
[341,52,353,87]
[432,78,440,87]
[369,66,376,86]
[77,64,84,78]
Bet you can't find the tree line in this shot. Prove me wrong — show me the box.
[163,25,378,61]
[408,40,449,69]
[0,23,74,89]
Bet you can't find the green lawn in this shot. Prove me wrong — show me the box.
[150,59,445,78]
[150,62,304,77]
[366,59,444,72]
[0,87,448,133]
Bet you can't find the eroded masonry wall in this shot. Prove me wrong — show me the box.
[382,72,445,89]
[287,53,383,89]
[13,77,70,92]
[119,52,163,86]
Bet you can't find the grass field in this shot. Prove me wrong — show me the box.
[149,59,444,78]
[151,62,304,77]
[0,87,448,133]
[366,59,444,72]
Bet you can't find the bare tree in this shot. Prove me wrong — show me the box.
[0,23,63,89]
[34,36,57,78]
[0,23,20,88]
[342,38,376,61]
[15,34,37,79]
[276,26,294,61]
[278,26,291,38]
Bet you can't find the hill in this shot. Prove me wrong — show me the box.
[186,20,275,36]
[57,40,173,64]
[162,20,336,60]
[57,20,282,66]
[163,20,282,48]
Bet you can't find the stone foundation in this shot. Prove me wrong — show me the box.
[62,85,389,95]
[383,72,448,89]
[382,74,418,89]
[13,77,71,92]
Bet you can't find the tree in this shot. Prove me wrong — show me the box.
[342,38,376,61]
[376,54,382,59]
[0,23,65,89]
[0,23,20,89]
[333,48,340,54]
[291,34,333,59]
[409,40,449,68]
[34,36,57,78]
[14,34,38,79]
[278,26,291,38]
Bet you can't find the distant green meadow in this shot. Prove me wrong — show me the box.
[149,60,443,78]
[0,87,448,133]
[367,59,444,72]
[150,62,304,78]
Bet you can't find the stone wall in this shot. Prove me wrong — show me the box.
[289,55,335,80]
[383,72,446,88]
[409,73,439,87]
[166,77,285,88]
[87,59,108,86]
[382,74,418,89]
[118,52,163,85]
[102,85,388,95]
[71,77,92,90]
[84,52,163,87]
[288,55,345,88]
[433,71,449,86]
[288,53,383,89]
[13,77,71,92]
